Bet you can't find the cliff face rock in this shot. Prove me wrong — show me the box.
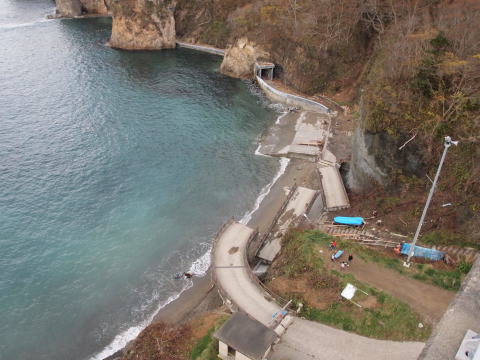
[55,0,109,17]
[55,0,82,17]
[347,105,425,193]
[109,0,176,50]
[220,38,269,79]
[80,0,109,14]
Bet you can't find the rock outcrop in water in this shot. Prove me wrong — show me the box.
[108,0,176,50]
[220,38,269,79]
[55,0,82,17]
[55,0,109,17]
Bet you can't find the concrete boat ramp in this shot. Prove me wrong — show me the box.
[258,110,349,211]
[257,186,317,263]
[258,111,330,159]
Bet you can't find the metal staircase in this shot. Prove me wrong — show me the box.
[319,224,399,248]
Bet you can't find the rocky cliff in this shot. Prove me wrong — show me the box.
[80,0,109,15]
[220,38,269,79]
[57,0,478,243]
[55,0,82,17]
[108,0,176,50]
[347,103,425,193]
[55,0,109,17]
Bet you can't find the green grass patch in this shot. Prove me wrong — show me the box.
[191,331,214,360]
[300,295,430,341]
[298,230,465,291]
[281,229,327,278]
[421,230,480,250]
[291,271,431,341]
[190,316,228,360]
[277,231,431,341]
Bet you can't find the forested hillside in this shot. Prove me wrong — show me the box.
[176,0,479,245]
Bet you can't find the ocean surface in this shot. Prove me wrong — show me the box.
[0,2,280,359]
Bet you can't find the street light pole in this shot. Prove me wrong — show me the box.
[403,136,458,267]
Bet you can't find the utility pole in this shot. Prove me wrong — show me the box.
[403,136,458,267]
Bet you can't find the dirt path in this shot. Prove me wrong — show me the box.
[351,259,454,323]
[321,250,454,323]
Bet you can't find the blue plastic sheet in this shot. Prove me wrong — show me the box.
[400,243,445,261]
[333,216,364,226]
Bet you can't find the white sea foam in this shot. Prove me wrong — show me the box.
[90,244,212,360]
[255,111,288,157]
[268,103,289,113]
[0,18,52,30]
[188,248,211,275]
[275,111,289,124]
[89,280,193,360]
[254,143,271,157]
[240,157,290,225]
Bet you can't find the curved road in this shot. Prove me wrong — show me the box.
[213,221,280,325]
[213,186,424,359]
[270,318,424,360]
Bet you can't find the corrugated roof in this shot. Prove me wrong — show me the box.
[214,313,278,360]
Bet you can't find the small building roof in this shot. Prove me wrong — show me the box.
[256,62,275,69]
[214,312,278,360]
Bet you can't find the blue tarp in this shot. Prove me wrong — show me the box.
[400,243,445,261]
[333,216,364,226]
[334,250,344,259]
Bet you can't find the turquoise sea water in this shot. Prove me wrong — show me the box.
[0,2,279,359]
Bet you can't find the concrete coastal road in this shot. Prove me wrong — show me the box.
[214,187,318,326]
[213,187,425,360]
[269,318,424,360]
[213,221,280,325]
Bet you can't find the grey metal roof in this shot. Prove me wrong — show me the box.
[214,312,278,360]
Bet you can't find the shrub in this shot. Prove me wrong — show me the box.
[458,261,472,275]
[309,271,341,289]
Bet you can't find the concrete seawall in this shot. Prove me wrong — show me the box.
[175,42,225,56]
[173,43,330,113]
[256,76,330,113]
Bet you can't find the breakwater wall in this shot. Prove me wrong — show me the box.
[255,75,330,113]
[174,43,331,113]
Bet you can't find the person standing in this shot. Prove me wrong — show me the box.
[348,254,353,263]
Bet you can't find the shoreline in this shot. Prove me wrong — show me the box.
[94,48,325,359]
[100,108,321,359]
